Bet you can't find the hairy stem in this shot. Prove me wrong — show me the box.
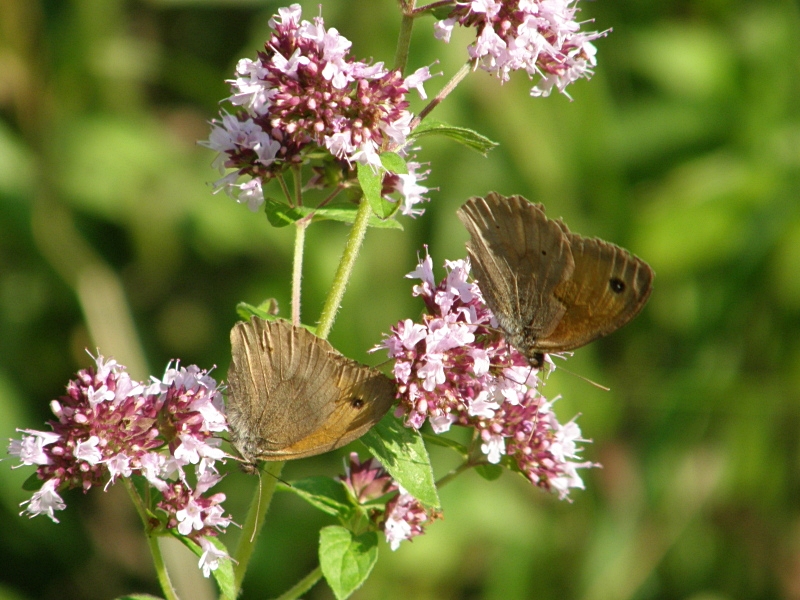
[411,60,472,130]
[232,462,285,594]
[124,479,179,600]
[274,565,324,600]
[394,12,415,73]
[435,460,473,488]
[291,220,307,327]
[316,198,372,340]
[277,173,293,206]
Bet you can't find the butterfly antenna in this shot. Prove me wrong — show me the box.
[373,357,393,370]
[259,464,292,488]
[552,364,611,391]
[249,470,263,543]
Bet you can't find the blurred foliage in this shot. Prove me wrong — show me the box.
[1,0,799,599]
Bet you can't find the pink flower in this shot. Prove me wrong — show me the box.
[202,4,434,216]
[434,0,607,99]
[198,538,228,578]
[338,452,397,504]
[19,479,65,523]
[8,430,60,466]
[6,354,233,575]
[376,251,596,499]
[383,487,437,550]
[337,454,439,549]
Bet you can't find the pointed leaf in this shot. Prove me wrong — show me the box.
[361,415,439,508]
[278,476,351,517]
[319,526,378,600]
[264,196,402,229]
[380,152,408,175]
[474,463,504,481]
[421,432,469,456]
[308,205,402,229]
[235,299,279,321]
[264,197,303,227]
[410,119,498,156]
[22,472,43,492]
[357,163,396,219]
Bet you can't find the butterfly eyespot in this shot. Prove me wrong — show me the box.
[351,397,364,409]
[609,278,626,293]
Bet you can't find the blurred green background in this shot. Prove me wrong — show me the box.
[1,0,799,598]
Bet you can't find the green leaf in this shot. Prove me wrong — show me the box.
[263,196,403,229]
[357,163,397,219]
[420,432,469,456]
[410,119,499,156]
[115,595,164,600]
[171,535,236,599]
[361,415,440,508]
[264,197,303,227]
[430,5,453,19]
[307,205,402,229]
[319,526,379,600]
[22,472,43,492]
[279,476,352,517]
[474,463,504,481]
[235,299,279,321]
[380,152,408,175]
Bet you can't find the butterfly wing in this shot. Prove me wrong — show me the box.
[227,318,395,462]
[534,230,654,352]
[458,193,574,355]
[274,355,396,460]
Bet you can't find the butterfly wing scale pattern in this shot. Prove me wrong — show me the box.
[227,318,395,463]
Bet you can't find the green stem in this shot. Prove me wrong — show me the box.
[292,164,303,206]
[231,461,285,594]
[124,479,179,600]
[277,174,293,206]
[316,198,372,340]
[435,460,473,488]
[411,60,472,130]
[147,535,179,600]
[291,220,307,327]
[274,565,324,600]
[394,12,415,73]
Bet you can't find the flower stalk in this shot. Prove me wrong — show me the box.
[316,197,373,340]
[231,461,285,595]
[274,566,323,600]
[291,220,307,327]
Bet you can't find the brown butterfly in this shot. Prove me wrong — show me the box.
[226,317,395,465]
[457,193,654,367]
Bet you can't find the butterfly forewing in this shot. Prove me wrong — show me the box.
[458,193,574,351]
[227,318,395,463]
[228,319,334,460]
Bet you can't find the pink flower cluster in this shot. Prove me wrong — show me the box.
[434,0,606,98]
[7,355,231,575]
[338,453,438,549]
[203,3,432,216]
[376,252,594,498]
